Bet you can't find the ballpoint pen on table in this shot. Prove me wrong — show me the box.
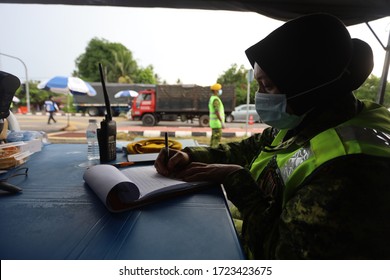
[111,162,135,168]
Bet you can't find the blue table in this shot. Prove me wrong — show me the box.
[0,144,245,260]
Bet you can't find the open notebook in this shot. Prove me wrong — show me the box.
[83,164,214,212]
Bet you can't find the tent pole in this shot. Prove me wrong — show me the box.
[376,31,390,105]
[367,22,390,105]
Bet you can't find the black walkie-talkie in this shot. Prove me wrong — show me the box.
[97,63,117,163]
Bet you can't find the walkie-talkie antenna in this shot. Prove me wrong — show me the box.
[98,63,112,121]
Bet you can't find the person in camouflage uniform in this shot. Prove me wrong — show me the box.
[154,13,390,259]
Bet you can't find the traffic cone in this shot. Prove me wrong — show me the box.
[249,115,254,125]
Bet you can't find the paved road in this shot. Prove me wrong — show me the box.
[14,113,268,135]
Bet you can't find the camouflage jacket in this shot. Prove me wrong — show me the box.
[183,100,390,259]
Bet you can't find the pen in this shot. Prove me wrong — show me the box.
[165,132,169,164]
[111,162,135,168]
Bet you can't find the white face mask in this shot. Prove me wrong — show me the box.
[255,92,305,130]
[218,89,223,96]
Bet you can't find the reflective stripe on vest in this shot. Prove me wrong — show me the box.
[279,125,390,206]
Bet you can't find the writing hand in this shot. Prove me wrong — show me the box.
[154,148,191,177]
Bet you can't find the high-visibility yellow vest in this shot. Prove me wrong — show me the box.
[209,95,225,129]
[250,101,390,206]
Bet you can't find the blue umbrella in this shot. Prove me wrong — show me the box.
[38,76,96,129]
[71,82,96,96]
[37,76,96,96]
[114,90,139,98]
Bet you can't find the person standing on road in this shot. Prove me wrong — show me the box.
[44,96,59,124]
[209,83,225,148]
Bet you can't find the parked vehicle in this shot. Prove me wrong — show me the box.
[226,104,261,123]
[73,83,153,117]
[130,84,236,127]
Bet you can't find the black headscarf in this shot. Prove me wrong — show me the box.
[0,71,20,119]
[245,13,373,115]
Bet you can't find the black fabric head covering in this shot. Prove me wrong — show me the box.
[0,71,20,119]
[246,13,374,92]
[343,38,374,91]
[245,13,373,114]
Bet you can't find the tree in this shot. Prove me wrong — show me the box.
[74,38,114,82]
[217,63,257,105]
[108,47,137,83]
[74,37,158,84]
[13,81,69,113]
[134,65,158,84]
[354,74,390,107]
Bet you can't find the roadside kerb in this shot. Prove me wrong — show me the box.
[48,126,265,143]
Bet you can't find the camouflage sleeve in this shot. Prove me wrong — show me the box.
[213,98,220,111]
[182,127,276,168]
[222,168,266,211]
[222,167,275,259]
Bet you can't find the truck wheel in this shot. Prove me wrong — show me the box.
[225,114,234,123]
[87,107,100,116]
[199,115,209,127]
[142,114,156,126]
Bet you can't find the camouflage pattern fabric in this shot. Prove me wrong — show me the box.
[184,125,390,259]
[210,128,222,148]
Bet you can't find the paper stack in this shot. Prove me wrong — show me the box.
[0,142,32,170]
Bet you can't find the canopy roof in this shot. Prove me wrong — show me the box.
[2,0,390,25]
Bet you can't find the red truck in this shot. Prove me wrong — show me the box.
[130,84,236,127]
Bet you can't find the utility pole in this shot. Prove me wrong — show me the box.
[245,68,254,136]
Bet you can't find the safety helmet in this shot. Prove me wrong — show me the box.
[210,83,222,91]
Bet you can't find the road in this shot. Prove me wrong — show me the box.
[14,113,268,134]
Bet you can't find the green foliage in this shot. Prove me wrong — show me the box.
[74,38,116,82]
[74,37,158,84]
[108,47,137,83]
[354,74,390,107]
[14,82,75,113]
[217,64,258,105]
[134,65,158,84]
[15,82,50,112]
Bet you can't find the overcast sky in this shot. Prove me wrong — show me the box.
[0,4,389,86]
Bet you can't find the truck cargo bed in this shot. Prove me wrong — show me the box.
[155,84,235,113]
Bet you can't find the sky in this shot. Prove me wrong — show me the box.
[0,3,389,87]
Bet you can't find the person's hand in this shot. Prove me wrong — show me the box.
[221,122,226,129]
[175,162,243,183]
[154,148,191,177]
